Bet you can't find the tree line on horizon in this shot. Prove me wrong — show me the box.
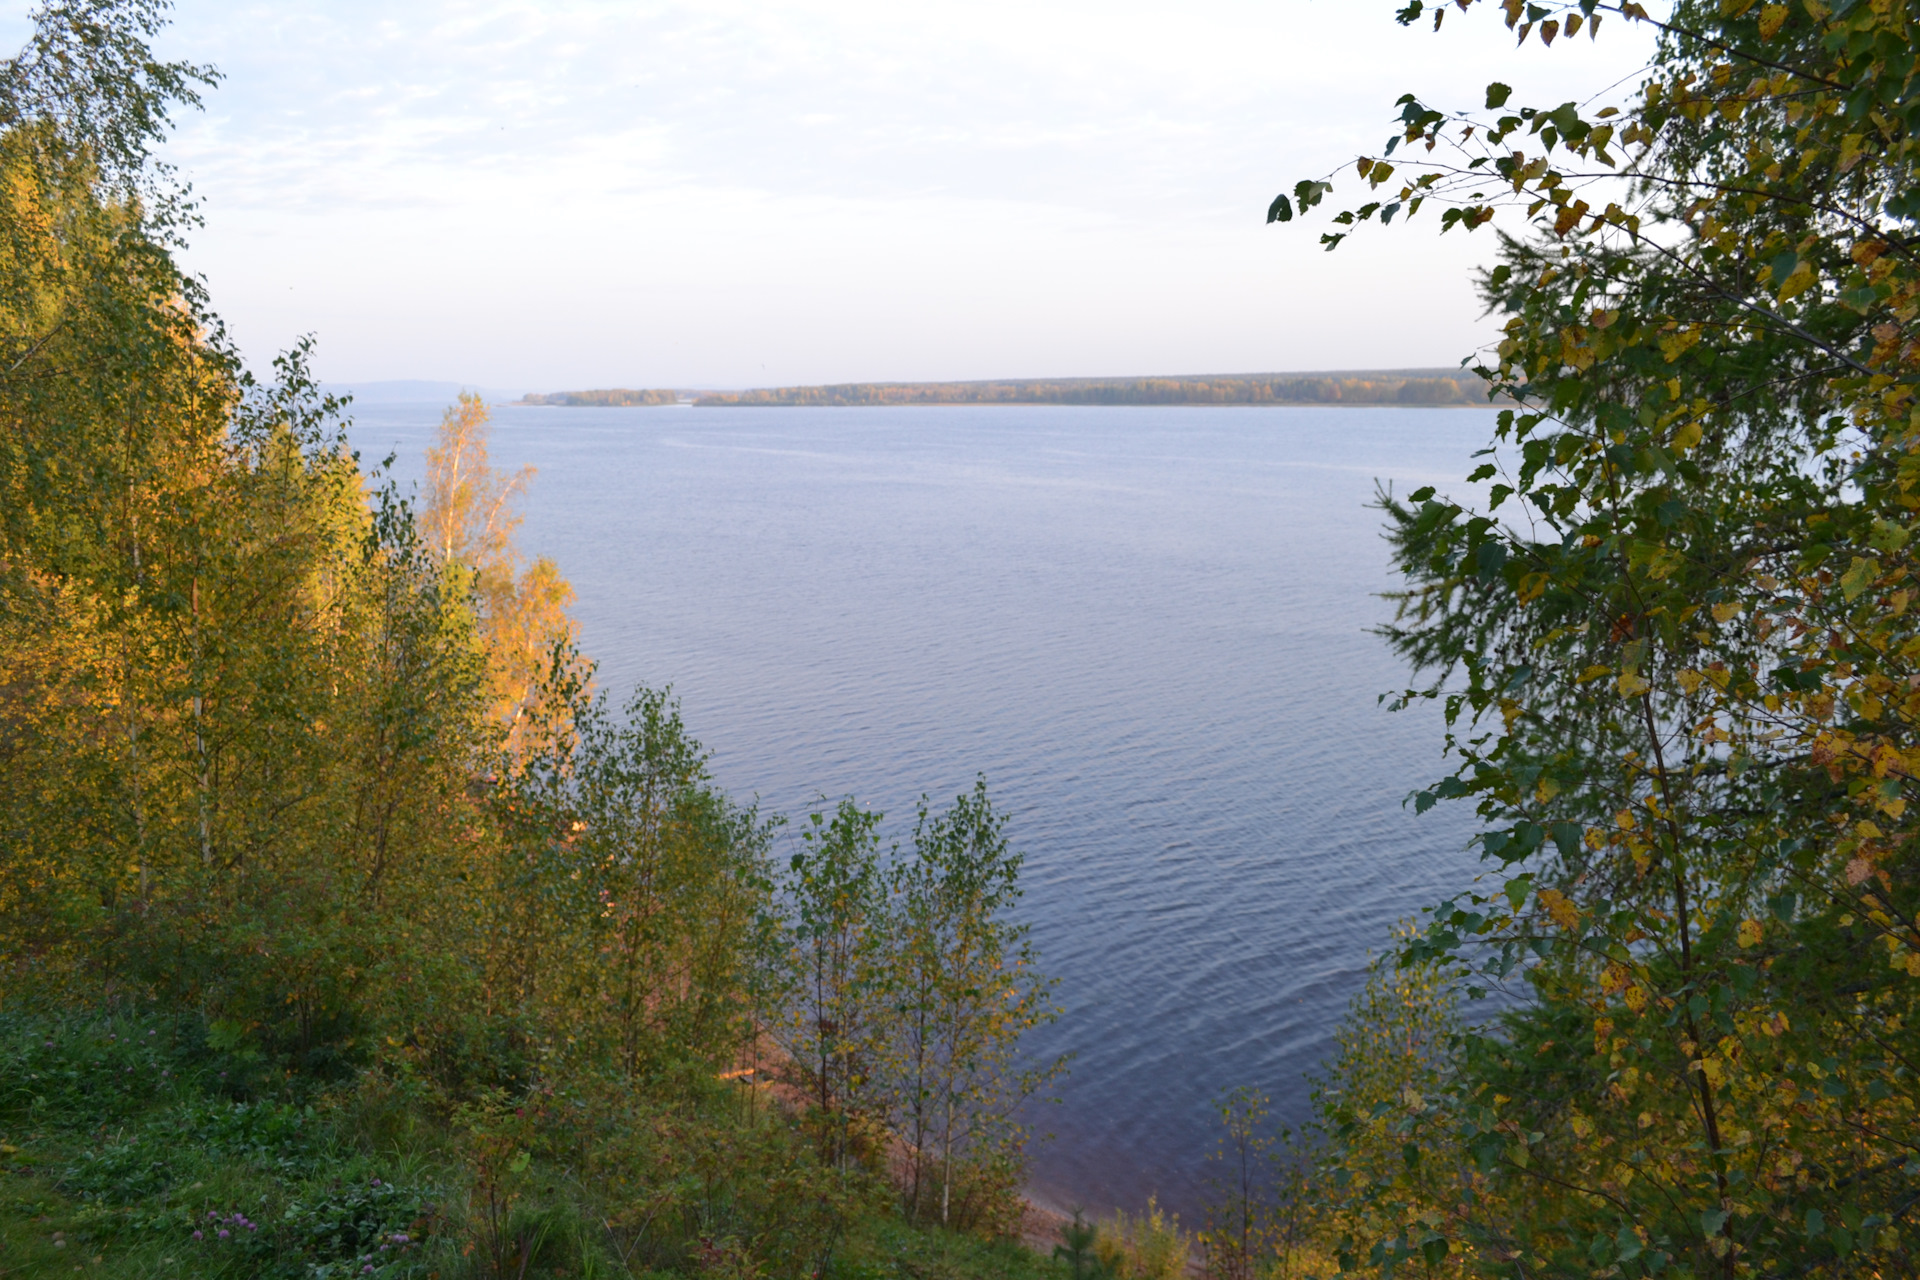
[516,373,1488,410]
[519,387,682,406]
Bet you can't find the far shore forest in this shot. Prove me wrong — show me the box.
[517,372,1485,409]
[5,1,1920,1278]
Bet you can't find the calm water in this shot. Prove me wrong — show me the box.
[348,402,1493,1217]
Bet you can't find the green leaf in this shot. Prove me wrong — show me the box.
[1870,518,1910,551]
[1486,82,1513,109]
[1841,555,1880,601]
[1700,1207,1730,1237]
[1266,194,1294,223]
[1503,874,1534,910]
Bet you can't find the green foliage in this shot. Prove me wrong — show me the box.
[0,1007,1060,1279]
[1280,0,1920,1275]
[0,1010,446,1279]
[1196,1088,1322,1280]
[0,9,1065,1277]
[773,783,1065,1236]
[1092,1197,1190,1280]
[1306,943,1465,1277]
[891,781,1064,1232]
[1054,1210,1113,1280]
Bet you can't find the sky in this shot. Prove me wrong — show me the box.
[5,1,1661,392]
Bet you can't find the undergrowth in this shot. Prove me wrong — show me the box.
[0,1010,1062,1279]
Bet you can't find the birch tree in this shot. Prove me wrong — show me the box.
[1281,1,1920,1273]
[889,779,1062,1230]
[777,799,894,1171]
[419,391,579,756]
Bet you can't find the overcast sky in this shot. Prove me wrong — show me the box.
[6,1,1660,391]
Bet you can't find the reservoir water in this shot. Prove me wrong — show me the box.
[347,401,1494,1218]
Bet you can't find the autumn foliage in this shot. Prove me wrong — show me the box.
[0,4,1060,1276]
[1268,0,1920,1276]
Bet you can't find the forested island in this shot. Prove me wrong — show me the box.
[519,371,1485,409]
[519,387,683,406]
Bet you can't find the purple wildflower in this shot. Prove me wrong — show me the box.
[218,1229,229,1239]
[192,1231,202,1241]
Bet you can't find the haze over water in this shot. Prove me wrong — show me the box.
[349,402,1493,1217]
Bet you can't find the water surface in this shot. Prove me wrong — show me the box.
[348,402,1493,1217]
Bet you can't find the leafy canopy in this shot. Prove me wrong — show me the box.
[1275,1,1920,1275]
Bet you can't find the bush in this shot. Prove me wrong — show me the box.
[1094,1196,1190,1280]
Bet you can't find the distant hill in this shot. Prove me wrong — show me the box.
[516,370,1496,409]
[322,380,529,405]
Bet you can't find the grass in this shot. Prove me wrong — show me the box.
[0,1010,453,1278]
[0,1010,1070,1279]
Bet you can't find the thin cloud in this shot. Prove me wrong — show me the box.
[72,0,1667,386]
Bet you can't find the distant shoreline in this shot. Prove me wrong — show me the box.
[515,369,1507,410]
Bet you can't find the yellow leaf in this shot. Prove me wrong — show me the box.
[1908,954,1920,978]
[1617,671,1652,697]
[1779,261,1818,301]
[1737,919,1763,948]
[1578,664,1613,684]
[1758,4,1789,37]
[1677,668,1704,695]
[1712,601,1742,623]
[1538,888,1582,931]
[1842,556,1880,601]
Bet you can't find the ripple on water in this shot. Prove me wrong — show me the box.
[349,402,1491,1216]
